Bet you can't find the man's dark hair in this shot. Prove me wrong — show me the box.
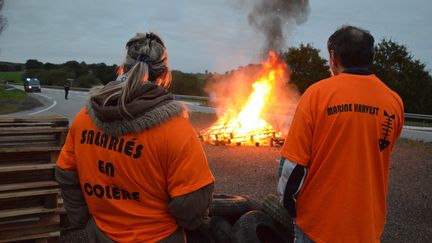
[327,25,375,68]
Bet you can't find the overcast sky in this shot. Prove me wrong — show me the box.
[1,0,431,73]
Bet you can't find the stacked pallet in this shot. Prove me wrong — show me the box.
[0,115,69,243]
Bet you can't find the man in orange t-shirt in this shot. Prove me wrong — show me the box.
[278,25,404,243]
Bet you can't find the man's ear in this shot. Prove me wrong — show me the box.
[329,50,339,66]
[329,50,343,76]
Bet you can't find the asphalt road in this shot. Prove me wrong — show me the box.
[8,86,216,124]
[7,85,432,142]
[400,127,432,142]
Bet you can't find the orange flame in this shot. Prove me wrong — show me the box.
[200,51,288,146]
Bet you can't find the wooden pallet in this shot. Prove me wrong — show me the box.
[0,115,69,243]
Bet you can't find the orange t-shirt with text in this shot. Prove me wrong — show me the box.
[57,109,214,242]
[281,73,403,243]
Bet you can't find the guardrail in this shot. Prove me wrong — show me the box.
[5,82,432,129]
[405,113,432,121]
[40,84,211,102]
[404,113,432,131]
[41,84,91,92]
[174,94,209,101]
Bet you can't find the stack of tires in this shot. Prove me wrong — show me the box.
[189,194,294,243]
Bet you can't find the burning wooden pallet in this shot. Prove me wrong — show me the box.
[0,115,69,242]
[199,123,285,147]
[198,52,291,147]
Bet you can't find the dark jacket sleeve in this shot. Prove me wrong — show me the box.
[55,166,90,229]
[277,157,307,218]
[168,182,214,230]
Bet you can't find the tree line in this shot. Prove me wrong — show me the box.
[22,60,117,88]
[284,39,432,115]
[0,39,430,114]
[0,59,208,96]
[204,39,432,115]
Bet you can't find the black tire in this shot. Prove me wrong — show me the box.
[231,210,293,243]
[209,216,233,243]
[209,194,251,217]
[241,195,262,212]
[262,194,294,232]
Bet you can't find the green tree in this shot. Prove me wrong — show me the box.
[61,61,89,78]
[43,62,57,70]
[25,59,44,70]
[170,70,204,96]
[283,44,330,93]
[74,73,101,88]
[39,69,74,86]
[88,63,117,85]
[22,69,43,80]
[371,39,432,114]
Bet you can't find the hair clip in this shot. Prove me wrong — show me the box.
[146,32,165,48]
[137,53,152,63]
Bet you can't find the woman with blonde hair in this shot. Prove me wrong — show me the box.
[55,32,215,242]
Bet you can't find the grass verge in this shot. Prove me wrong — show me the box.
[0,85,43,114]
[0,71,23,84]
[0,85,26,99]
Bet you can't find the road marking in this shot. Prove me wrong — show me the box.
[29,93,57,115]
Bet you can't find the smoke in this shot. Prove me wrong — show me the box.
[0,0,7,36]
[201,1,310,135]
[247,0,310,54]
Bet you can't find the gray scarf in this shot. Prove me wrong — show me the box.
[86,81,187,136]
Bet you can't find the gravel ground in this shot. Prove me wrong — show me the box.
[189,112,432,243]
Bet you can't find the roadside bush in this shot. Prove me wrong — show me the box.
[61,61,90,78]
[39,69,74,86]
[88,63,118,85]
[74,73,101,88]
[170,70,205,96]
[22,69,43,81]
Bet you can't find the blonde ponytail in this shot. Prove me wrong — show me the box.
[88,32,172,119]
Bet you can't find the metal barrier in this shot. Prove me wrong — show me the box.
[9,83,432,128]
[405,113,432,121]
[403,113,432,132]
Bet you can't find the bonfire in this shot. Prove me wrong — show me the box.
[199,52,291,146]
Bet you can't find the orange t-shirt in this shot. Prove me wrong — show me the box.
[57,109,214,242]
[281,73,404,243]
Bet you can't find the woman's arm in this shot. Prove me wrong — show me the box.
[55,166,90,229]
[168,183,214,229]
